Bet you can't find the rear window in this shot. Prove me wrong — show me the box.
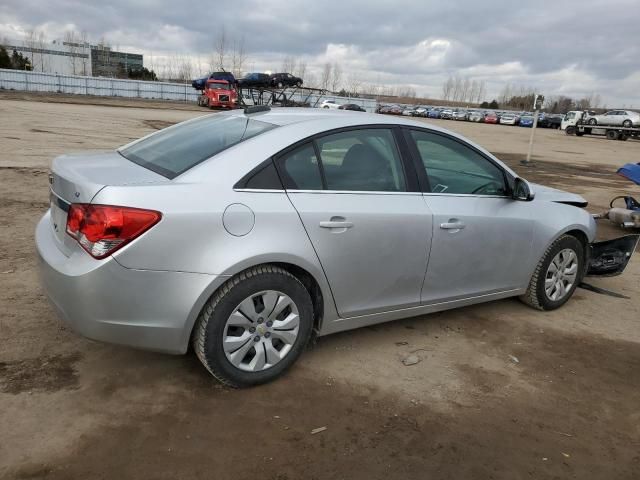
[119,115,276,179]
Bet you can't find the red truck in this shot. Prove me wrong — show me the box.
[199,79,238,109]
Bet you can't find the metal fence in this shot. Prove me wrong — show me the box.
[0,68,378,111]
[0,68,199,101]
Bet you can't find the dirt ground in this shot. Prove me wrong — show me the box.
[1,94,640,480]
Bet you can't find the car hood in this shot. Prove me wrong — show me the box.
[530,183,588,207]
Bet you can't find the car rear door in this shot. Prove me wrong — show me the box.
[403,128,534,304]
[276,127,433,318]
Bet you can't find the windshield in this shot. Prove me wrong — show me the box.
[208,82,229,90]
[120,115,277,179]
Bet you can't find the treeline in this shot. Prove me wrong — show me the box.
[441,75,487,104]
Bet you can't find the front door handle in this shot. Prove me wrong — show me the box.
[440,221,466,230]
[320,220,354,229]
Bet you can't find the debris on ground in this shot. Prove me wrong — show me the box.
[395,341,409,346]
[509,355,520,364]
[402,355,421,366]
[311,426,327,435]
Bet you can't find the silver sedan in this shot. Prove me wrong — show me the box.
[587,110,640,127]
[36,107,634,387]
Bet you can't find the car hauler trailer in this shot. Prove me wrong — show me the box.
[563,111,640,141]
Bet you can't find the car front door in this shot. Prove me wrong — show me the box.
[404,128,534,304]
[276,127,433,318]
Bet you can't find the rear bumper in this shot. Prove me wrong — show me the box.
[35,211,219,354]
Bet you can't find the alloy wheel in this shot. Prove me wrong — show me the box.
[223,290,300,372]
[544,249,579,301]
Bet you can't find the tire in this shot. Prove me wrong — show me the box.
[296,81,302,87]
[622,120,632,128]
[588,118,597,125]
[606,130,619,140]
[575,131,585,137]
[565,126,576,135]
[277,82,283,89]
[520,235,584,311]
[619,134,629,141]
[192,265,314,387]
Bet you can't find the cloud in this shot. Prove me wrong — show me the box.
[1,0,638,106]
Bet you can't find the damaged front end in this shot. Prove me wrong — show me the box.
[587,235,640,277]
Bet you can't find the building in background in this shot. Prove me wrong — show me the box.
[2,38,143,78]
[90,44,143,77]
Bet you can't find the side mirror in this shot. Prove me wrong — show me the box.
[512,177,535,201]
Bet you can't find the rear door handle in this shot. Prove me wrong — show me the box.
[319,221,354,229]
[440,221,466,230]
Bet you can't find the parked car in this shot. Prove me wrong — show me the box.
[427,108,442,119]
[587,110,640,127]
[270,73,303,88]
[38,107,633,387]
[237,73,272,89]
[402,107,417,116]
[538,113,563,129]
[468,111,484,122]
[387,105,404,115]
[440,109,453,119]
[200,79,238,109]
[484,112,499,124]
[320,100,342,109]
[519,115,535,127]
[339,104,366,112]
[192,71,237,90]
[413,106,429,117]
[453,110,468,121]
[499,113,519,126]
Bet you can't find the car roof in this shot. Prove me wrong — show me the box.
[181,108,518,182]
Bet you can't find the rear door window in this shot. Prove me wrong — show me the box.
[276,143,324,190]
[315,129,406,192]
[120,115,276,179]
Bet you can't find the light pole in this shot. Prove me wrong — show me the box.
[521,94,544,166]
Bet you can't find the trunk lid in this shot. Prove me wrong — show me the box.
[48,151,169,255]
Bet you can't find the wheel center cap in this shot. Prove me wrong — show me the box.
[257,324,267,335]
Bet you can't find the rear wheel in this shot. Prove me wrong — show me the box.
[606,130,619,140]
[623,119,632,128]
[192,265,314,387]
[296,81,302,87]
[520,235,584,311]
[588,118,597,125]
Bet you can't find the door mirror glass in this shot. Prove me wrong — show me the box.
[513,177,535,201]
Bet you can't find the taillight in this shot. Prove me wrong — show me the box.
[66,204,161,259]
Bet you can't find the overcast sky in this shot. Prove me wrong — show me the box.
[1,0,639,106]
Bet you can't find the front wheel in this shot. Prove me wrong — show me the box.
[192,265,314,387]
[622,119,632,128]
[520,235,584,311]
[588,118,597,125]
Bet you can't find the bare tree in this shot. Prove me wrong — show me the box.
[230,35,247,77]
[63,31,79,74]
[442,75,454,101]
[461,77,471,103]
[330,62,342,92]
[320,62,332,90]
[295,60,307,81]
[345,73,362,96]
[451,76,463,102]
[213,28,227,70]
[280,55,296,73]
[477,80,486,104]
